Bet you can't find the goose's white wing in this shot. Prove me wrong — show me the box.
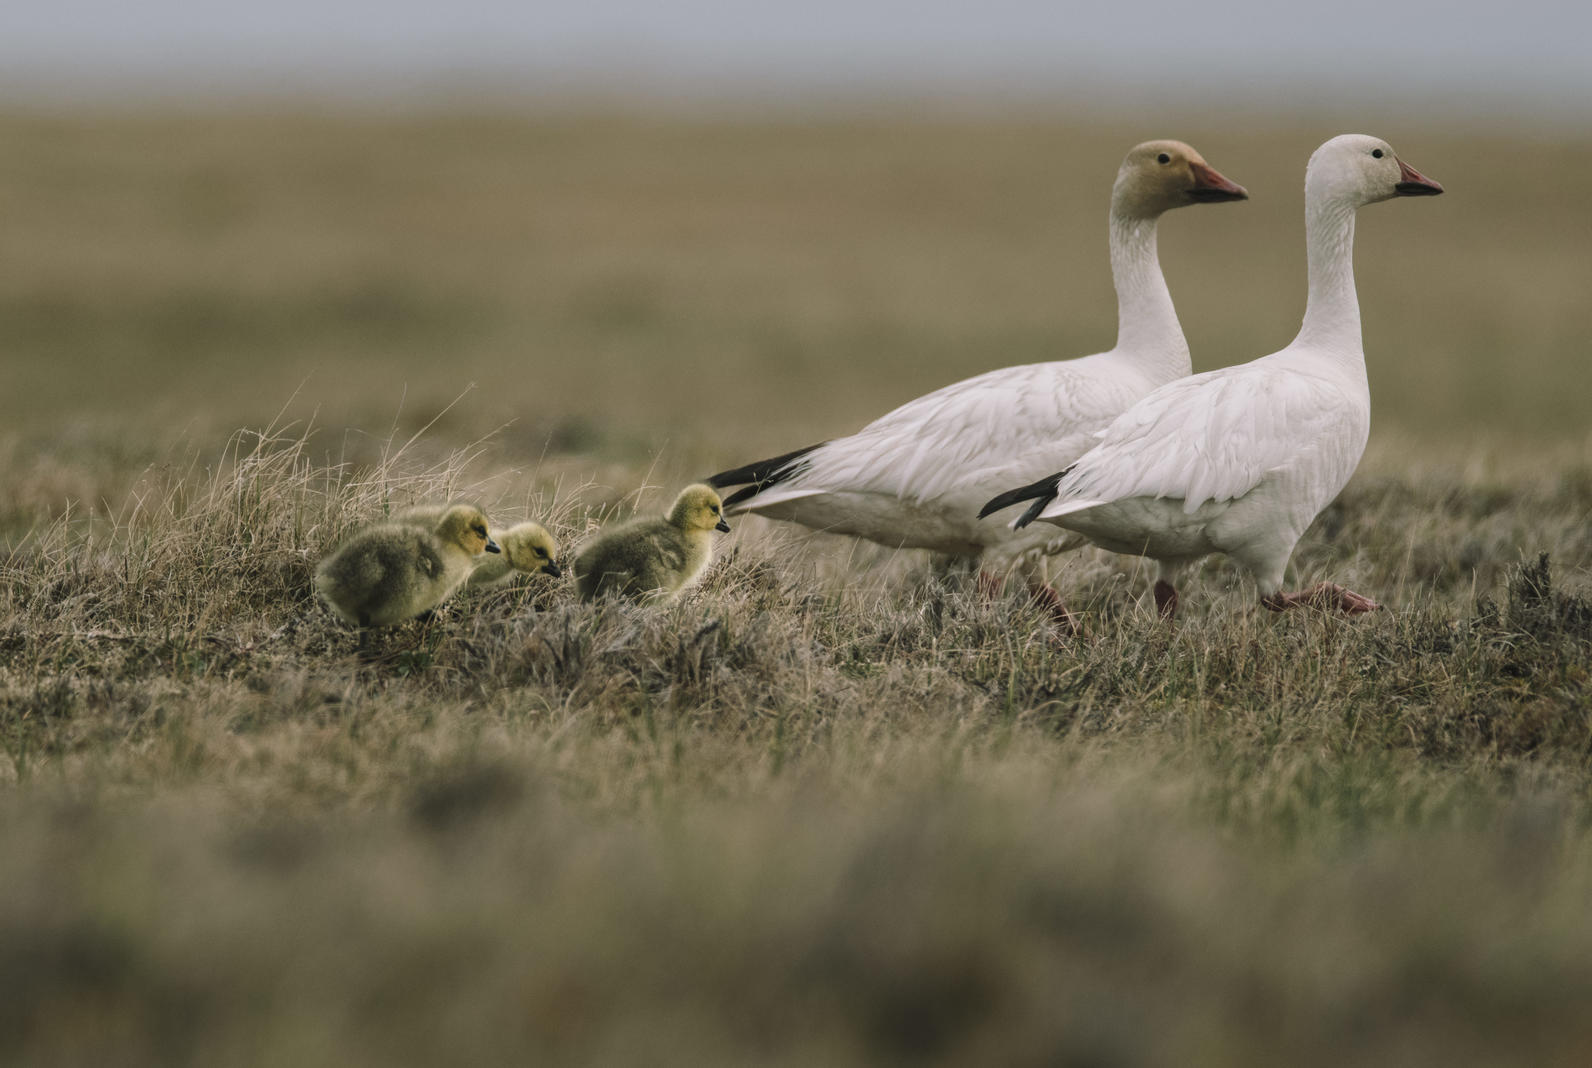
[755,355,1142,508]
[1040,362,1354,519]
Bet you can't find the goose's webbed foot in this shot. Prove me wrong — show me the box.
[1262,582,1380,615]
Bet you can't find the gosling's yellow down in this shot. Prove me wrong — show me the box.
[396,505,561,587]
[471,522,562,586]
[315,505,500,628]
[574,484,731,602]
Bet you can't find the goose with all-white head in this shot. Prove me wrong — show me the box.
[707,141,1246,621]
[980,134,1443,617]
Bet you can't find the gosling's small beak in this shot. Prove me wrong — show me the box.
[715,517,731,533]
[1186,161,1248,203]
[484,538,501,554]
[1394,157,1444,196]
[542,560,562,578]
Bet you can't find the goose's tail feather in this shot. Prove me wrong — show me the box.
[978,467,1072,529]
[707,442,825,508]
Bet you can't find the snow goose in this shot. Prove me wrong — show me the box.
[706,141,1246,615]
[980,134,1442,617]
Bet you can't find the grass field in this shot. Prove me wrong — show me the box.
[2,109,1591,1066]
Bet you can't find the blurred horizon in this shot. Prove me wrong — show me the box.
[3,109,1585,471]
[3,2,1589,472]
[5,1,1591,126]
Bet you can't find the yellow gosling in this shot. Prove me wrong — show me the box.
[315,505,499,629]
[396,505,561,588]
[467,521,562,587]
[574,484,730,602]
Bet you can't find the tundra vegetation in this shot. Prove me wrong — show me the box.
[1,112,1589,1066]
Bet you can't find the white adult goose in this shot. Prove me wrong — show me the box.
[707,141,1246,614]
[980,134,1442,617]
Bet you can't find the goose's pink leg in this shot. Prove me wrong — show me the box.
[978,568,1078,632]
[1153,580,1179,620]
[978,570,1007,600]
[1025,577,1080,634]
[1261,583,1380,614]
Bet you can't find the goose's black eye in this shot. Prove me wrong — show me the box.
[1156,153,1170,165]
[1371,148,1384,159]
[535,548,546,557]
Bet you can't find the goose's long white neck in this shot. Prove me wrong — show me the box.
[1108,214,1189,383]
[1293,194,1364,363]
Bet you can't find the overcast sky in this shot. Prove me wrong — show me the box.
[4,0,1587,118]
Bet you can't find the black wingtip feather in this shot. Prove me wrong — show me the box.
[720,483,763,508]
[707,442,824,489]
[706,442,826,505]
[1013,495,1051,530]
[977,468,1070,521]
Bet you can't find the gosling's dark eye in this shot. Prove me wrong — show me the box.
[474,526,486,537]
[1371,149,1384,159]
[1156,153,1171,165]
[710,505,720,513]
[535,548,547,557]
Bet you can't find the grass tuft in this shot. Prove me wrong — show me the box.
[2,110,1591,1063]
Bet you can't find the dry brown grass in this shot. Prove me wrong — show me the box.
[1,109,1591,1066]
[1,419,1590,1065]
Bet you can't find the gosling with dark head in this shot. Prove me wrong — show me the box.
[574,484,731,602]
[315,504,500,629]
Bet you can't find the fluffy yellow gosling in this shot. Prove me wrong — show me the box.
[574,484,730,602]
[315,505,499,629]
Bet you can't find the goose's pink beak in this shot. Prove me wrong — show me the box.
[1395,158,1444,196]
[1187,161,1248,202]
